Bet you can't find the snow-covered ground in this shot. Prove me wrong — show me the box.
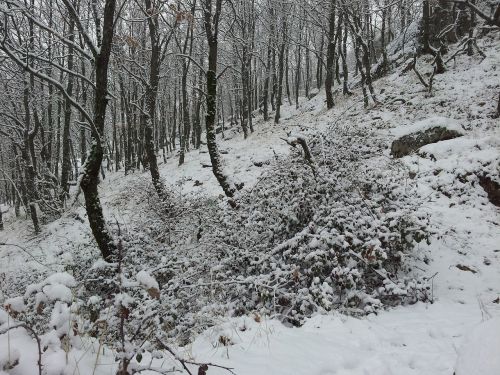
[1,33,499,375]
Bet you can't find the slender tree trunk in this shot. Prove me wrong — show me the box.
[316,33,324,89]
[285,45,291,105]
[325,1,336,109]
[60,19,75,198]
[274,15,287,124]
[80,0,118,262]
[203,0,237,201]
[263,31,273,121]
[241,44,250,138]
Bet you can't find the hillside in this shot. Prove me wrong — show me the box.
[1,26,500,375]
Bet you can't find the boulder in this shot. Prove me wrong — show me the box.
[391,126,462,157]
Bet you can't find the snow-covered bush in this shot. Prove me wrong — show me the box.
[5,126,431,356]
[135,126,433,339]
[1,272,80,375]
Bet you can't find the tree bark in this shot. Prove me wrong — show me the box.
[203,0,237,201]
[325,1,336,109]
[60,18,75,199]
[80,0,118,262]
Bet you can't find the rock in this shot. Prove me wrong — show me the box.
[391,126,462,157]
[478,175,500,207]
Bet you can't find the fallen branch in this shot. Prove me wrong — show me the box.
[156,336,236,375]
[281,133,316,176]
[444,36,486,64]
[402,56,428,88]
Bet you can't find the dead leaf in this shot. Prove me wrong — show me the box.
[198,364,208,375]
[147,287,161,299]
[218,335,232,346]
[456,264,477,274]
[253,312,261,323]
[36,301,45,315]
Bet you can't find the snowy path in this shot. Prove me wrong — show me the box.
[187,302,497,375]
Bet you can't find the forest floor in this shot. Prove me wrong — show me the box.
[1,33,499,375]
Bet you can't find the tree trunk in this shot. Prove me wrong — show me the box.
[203,0,237,201]
[80,0,118,262]
[263,30,273,121]
[60,19,75,199]
[274,15,287,124]
[325,1,336,109]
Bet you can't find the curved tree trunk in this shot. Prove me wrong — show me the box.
[203,0,237,201]
[80,0,118,262]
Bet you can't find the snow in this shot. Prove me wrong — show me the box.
[136,270,159,290]
[42,284,73,302]
[390,116,463,138]
[187,303,490,375]
[25,272,76,302]
[0,30,499,375]
[454,318,500,375]
[3,296,25,313]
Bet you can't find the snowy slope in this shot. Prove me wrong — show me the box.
[179,33,500,375]
[0,32,499,375]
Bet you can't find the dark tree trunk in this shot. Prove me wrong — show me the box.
[316,33,324,89]
[495,91,500,119]
[274,16,287,124]
[179,1,195,165]
[421,0,432,54]
[203,0,237,201]
[271,42,277,111]
[325,1,336,109]
[241,44,250,138]
[295,37,301,109]
[340,14,351,95]
[305,31,310,97]
[80,0,118,262]
[263,31,273,121]
[60,19,75,199]
[80,60,88,167]
[285,45,291,105]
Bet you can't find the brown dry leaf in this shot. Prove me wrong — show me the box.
[292,268,300,283]
[198,364,208,375]
[120,306,130,320]
[4,304,19,318]
[218,335,232,346]
[36,301,45,315]
[456,264,477,274]
[147,287,161,299]
[253,312,261,323]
